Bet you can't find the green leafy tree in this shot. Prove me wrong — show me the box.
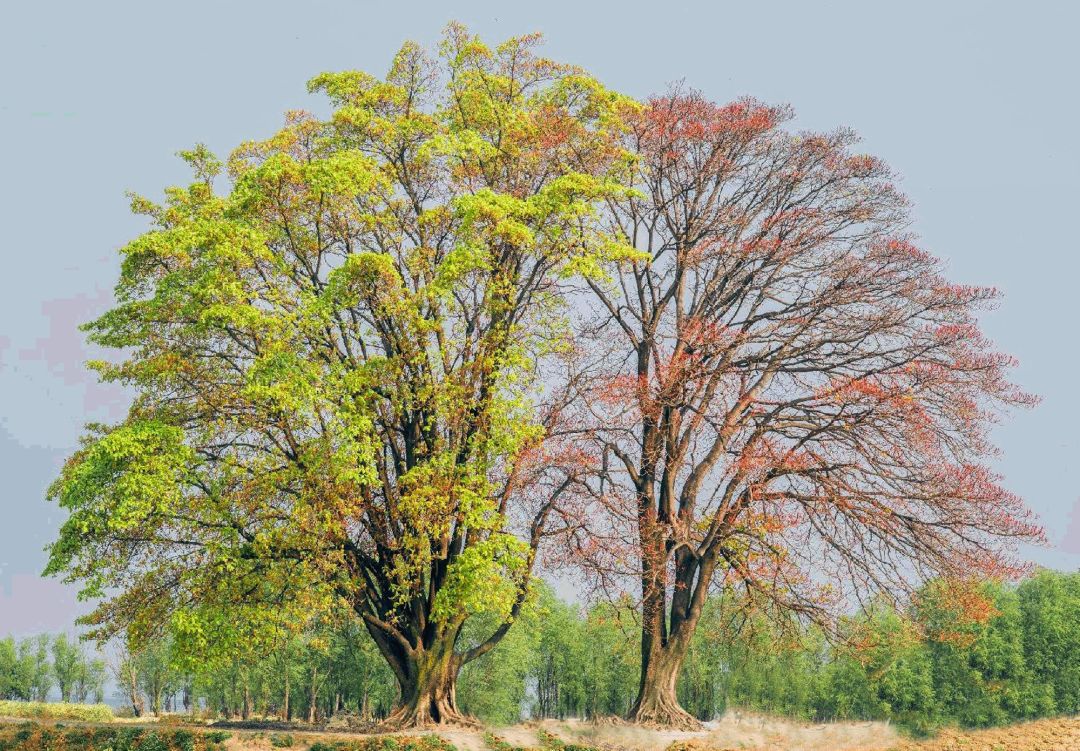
[1018,569,1080,713]
[822,604,935,730]
[915,579,1053,727]
[458,601,540,724]
[20,635,52,702]
[44,24,636,728]
[0,638,30,700]
[133,635,179,716]
[579,600,640,719]
[529,583,588,719]
[74,656,108,704]
[51,634,82,703]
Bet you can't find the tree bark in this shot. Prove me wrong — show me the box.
[628,540,710,729]
[628,638,700,729]
[282,670,290,721]
[307,665,319,724]
[242,677,251,721]
[124,662,144,718]
[377,637,476,729]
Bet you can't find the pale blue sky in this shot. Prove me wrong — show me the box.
[1,0,1078,635]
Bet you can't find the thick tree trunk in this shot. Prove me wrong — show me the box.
[629,536,708,729]
[377,638,476,729]
[628,640,701,729]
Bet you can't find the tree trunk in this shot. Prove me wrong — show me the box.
[307,665,319,724]
[282,671,290,721]
[628,539,707,729]
[125,663,144,718]
[377,639,476,729]
[242,677,251,721]
[628,641,700,729]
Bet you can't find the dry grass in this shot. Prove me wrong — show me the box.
[526,713,897,751]
[890,716,1080,751]
[4,711,1079,751]
[0,700,114,723]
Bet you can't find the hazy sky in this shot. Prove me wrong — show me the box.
[2,0,1078,636]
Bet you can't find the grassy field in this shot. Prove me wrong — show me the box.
[3,714,1080,751]
[0,701,114,723]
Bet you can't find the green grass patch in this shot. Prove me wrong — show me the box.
[534,730,596,751]
[0,700,114,723]
[0,722,232,751]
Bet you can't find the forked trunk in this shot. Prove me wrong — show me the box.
[629,542,709,729]
[628,643,701,729]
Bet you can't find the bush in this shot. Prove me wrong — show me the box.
[0,700,114,722]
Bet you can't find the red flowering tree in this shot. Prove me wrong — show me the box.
[564,89,1044,727]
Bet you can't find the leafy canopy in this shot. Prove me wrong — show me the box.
[46,24,638,655]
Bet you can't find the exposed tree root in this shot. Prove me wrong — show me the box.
[627,695,704,731]
[375,699,482,731]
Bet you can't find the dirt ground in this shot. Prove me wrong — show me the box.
[6,712,1080,751]
[217,714,1080,751]
[889,716,1080,751]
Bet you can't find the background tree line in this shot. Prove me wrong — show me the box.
[0,633,106,703]
[22,568,1072,735]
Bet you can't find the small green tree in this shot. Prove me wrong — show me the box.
[20,635,52,702]
[0,638,28,700]
[457,606,539,724]
[580,599,640,719]
[133,636,178,716]
[51,634,82,703]
[74,656,108,704]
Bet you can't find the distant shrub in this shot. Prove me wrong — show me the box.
[270,732,295,747]
[0,700,114,722]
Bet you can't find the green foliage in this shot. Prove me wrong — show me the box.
[1018,569,1080,714]
[45,27,642,713]
[535,729,595,751]
[458,605,539,724]
[669,574,1080,734]
[0,634,105,705]
[0,723,232,751]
